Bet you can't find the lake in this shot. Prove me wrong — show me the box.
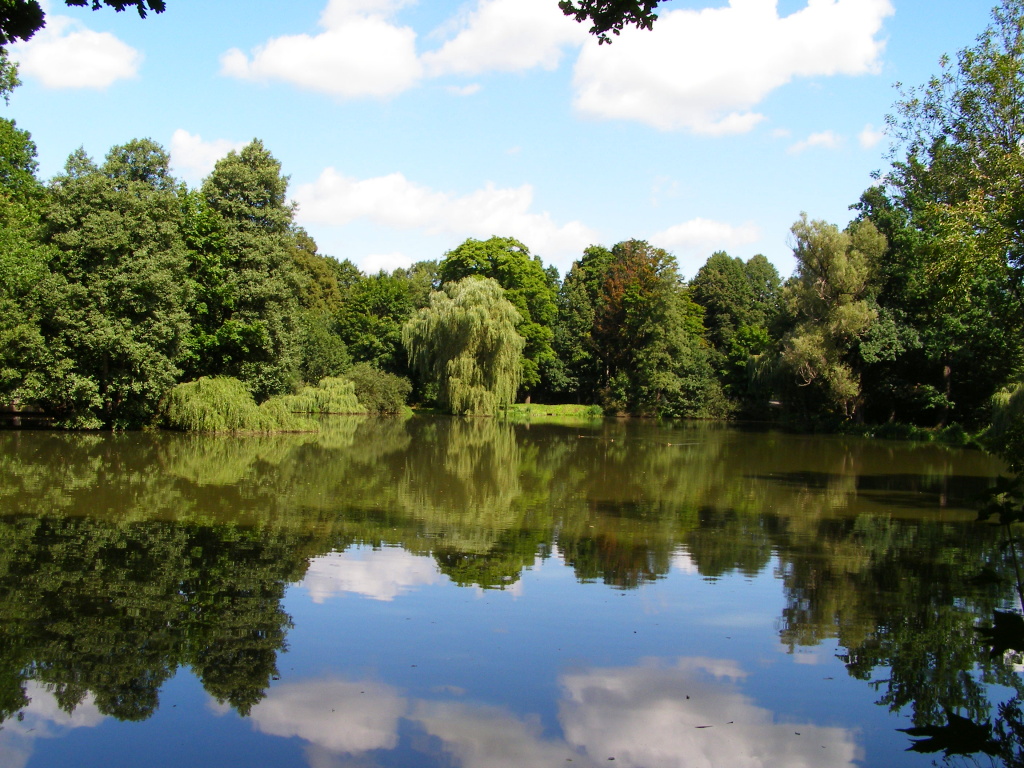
[0,416,1018,767]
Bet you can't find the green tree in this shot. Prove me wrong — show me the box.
[403,276,525,415]
[439,237,557,396]
[336,270,414,374]
[186,139,302,400]
[881,0,1024,425]
[38,139,190,427]
[690,251,780,405]
[0,86,50,409]
[558,240,724,417]
[778,215,889,421]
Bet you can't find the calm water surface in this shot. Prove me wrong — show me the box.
[0,416,1018,767]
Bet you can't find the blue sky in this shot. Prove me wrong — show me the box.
[4,0,996,279]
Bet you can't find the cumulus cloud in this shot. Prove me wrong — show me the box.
[559,658,860,768]
[651,217,760,258]
[858,123,886,149]
[572,0,894,134]
[362,252,416,273]
[220,0,422,98]
[293,168,598,271]
[787,129,843,154]
[248,678,405,754]
[169,129,246,184]
[423,0,587,76]
[10,15,141,89]
[300,548,441,602]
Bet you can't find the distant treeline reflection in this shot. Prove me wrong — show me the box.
[0,418,1017,737]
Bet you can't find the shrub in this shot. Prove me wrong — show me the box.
[345,363,412,414]
[277,377,362,414]
[162,377,312,432]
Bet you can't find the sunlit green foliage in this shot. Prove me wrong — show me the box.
[39,139,191,428]
[187,140,302,400]
[883,0,1024,425]
[439,237,557,395]
[162,376,312,432]
[277,376,362,414]
[778,216,890,420]
[403,277,525,415]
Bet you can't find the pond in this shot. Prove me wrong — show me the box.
[0,416,1018,767]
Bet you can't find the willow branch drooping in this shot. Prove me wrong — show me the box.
[403,277,525,415]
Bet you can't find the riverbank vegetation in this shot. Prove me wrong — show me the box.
[1,1,1024,444]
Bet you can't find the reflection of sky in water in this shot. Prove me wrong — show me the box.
[248,679,404,752]
[559,658,860,768]
[0,682,105,768]
[234,657,857,768]
[300,547,441,602]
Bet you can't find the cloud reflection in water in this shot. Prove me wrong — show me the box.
[559,658,861,768]
[0,682,105,768]
[300,548,441,603]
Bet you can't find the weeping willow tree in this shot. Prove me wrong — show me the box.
[403,277,525,415]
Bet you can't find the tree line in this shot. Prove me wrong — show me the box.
[2,0,1024,446]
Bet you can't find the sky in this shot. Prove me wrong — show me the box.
[3,0,997,280]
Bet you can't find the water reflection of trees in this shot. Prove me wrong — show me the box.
[0,419,1016,746]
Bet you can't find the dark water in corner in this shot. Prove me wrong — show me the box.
[0,416,1018,767]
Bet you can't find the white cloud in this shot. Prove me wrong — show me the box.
[220,2,422,99]
[169,130,246,184]
[423,0,587,76]
[248,679,405,754]
[651,217,760,255]
[572,0,894,134]
[10,15,141,89]
[363,252,416,273]
[293,168,598,272]
[559,659,861,768]
[858,123,886,149]
[300,548,441,602]
[787,129,843,154]
[447,83,482,96]
[319,0,415,26]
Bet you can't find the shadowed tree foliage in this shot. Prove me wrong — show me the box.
[559,0,661,43]
[0,0,164,45]
[403,276,525,415]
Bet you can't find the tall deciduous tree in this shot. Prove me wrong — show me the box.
[556,240,724,417]
[778,215,889,421]
[39,139,190,427]
[403,276,525,415]
[438,236,557,395]
[690,251,780,405]
[883,0,1024,425]
[187,139,301,400]
[0,85,49,409]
